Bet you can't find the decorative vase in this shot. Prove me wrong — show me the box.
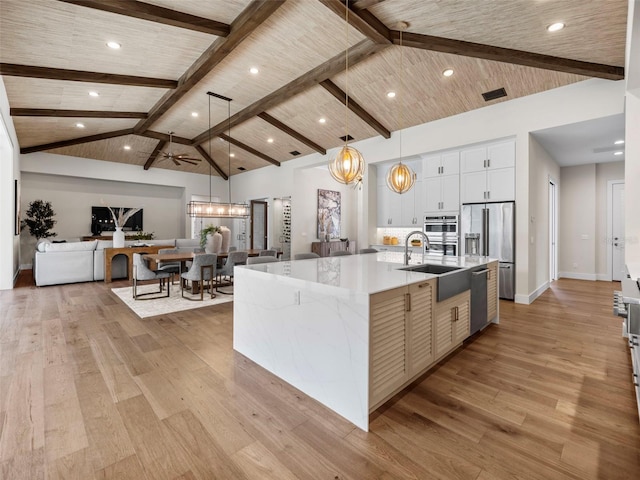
[205,232,223,254]
[113,226,125,248]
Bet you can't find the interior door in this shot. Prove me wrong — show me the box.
[250,200,268,250]
[612,182,625,281]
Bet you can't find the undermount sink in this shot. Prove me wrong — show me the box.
[399,264,463,275]
[398,263,471,301]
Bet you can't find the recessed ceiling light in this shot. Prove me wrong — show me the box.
[230,153,235,157]
[547,22,565,32]
[249,67,259,74]
[75,122,85,128]
[267,138,274,143]
[319,118,326,124]
[106,41,121,49]
[88,91,99,97]
[191,112,198,117]
[614,151,623,156]
[443,69,454,77]
[386,91,396,98]
[123,145,131,151]
[614,139,625,145]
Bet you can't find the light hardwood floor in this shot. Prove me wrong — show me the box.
[1,274,639,479]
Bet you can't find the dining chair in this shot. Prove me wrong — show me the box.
[247,256,279,265]
[132,253,172,300]
[181,253,216,301]
[259,249,277,257]
[359,248,378,254]
[329,250,352,257]
[294,252,320,260]
[157,248,180,283]
[216,250,248,293]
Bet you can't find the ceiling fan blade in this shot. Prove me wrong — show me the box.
[176,156,201,162]
[171,158,180,166]
[179,159,199,166]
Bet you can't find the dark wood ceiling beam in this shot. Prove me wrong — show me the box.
[57,0,230,36]
[10,108,146,119]
[192,40,386,145]
[194,145,228,180]
[352,0,387,11]
[0,63,177,88]
[320,79,391,139]
[143,140,166,170]
[257,112,326,155]
[134,1,285,134]
[139,130,192,146]
[393,31,624,80]
[218,134,281,167]
[319,0,391,44]
[20,128,134,154]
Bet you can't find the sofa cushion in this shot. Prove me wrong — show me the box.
[96,240,113,250]
[44,240,97,252]
[175,238,200,249]
[36,239,50,252]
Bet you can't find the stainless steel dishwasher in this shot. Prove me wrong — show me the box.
[469,266,489,335]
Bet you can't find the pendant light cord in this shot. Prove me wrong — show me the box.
[228,99,232,202]
[208,88,212,203]
[345,3,349,148]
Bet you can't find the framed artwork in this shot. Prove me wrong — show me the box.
[14,179,20,236]
[317,189,341,240]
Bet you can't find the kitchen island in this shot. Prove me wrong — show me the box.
[233,252,498,431]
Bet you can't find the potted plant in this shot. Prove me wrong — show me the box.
[200,225,221,253]
[23,199,57,239]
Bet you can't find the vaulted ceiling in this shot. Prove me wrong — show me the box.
[0,0,627,178]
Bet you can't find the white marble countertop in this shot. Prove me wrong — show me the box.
[239,252,496,295]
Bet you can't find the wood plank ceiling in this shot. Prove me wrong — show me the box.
[0,0,627,178]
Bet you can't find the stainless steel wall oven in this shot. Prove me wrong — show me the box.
[424,215,458,256]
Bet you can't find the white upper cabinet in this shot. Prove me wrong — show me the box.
[424,151,459,178]
[376,160,423,227]
[460,139,515,203]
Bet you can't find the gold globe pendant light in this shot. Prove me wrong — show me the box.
[386,23,416,195]
[328,1,365,187]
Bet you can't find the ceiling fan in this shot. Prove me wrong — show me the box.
[149,131,202,166]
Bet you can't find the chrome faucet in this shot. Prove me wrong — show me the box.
[404,230,430,265]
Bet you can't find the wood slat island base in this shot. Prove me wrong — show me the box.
[2,273,639,479]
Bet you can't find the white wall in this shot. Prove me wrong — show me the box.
[292,166,358,256]
[0,77,21,289]
[595,162,625,277]
[625,1,640,265]
[528,136,560,298]
[559,165,597,279]
[19,172,186,267]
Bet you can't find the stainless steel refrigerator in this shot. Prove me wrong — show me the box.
[461,201,515,300]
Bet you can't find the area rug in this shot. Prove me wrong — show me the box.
[111,284,233,318]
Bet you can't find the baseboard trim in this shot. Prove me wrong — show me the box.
[513,294,530,305]
[596,273,612,281]
[20,263,32,270]
[530,281,550,303]
[558,272,597,281]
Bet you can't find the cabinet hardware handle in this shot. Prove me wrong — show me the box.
[418,282,431,288]
[488,159,491,168]
[405,293,411,312]
[472,269,490,276]
[487,191,490,199]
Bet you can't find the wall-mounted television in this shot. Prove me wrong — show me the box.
[92,206,143,232]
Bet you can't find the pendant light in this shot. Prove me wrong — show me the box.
[386,22,416,194]
[187,92,249,218]
[328,1,365,187]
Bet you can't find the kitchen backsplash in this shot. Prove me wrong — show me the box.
[375,228,424,246]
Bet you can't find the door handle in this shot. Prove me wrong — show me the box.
[614,243,619,246]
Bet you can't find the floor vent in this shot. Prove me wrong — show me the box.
[289,150,301,156]
[339,135,354,141]
[482,87,507,101]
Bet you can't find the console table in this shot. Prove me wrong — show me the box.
[104,246,167,283]
[311,240,349,257]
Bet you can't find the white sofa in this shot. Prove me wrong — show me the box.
[33,238,201,286]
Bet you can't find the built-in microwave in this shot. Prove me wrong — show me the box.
[426,242,457,256]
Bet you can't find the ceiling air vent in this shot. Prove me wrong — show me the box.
[339,135,354,141]
[482,87,507,102]
[237,166,246,171]
[289,150,301,156]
